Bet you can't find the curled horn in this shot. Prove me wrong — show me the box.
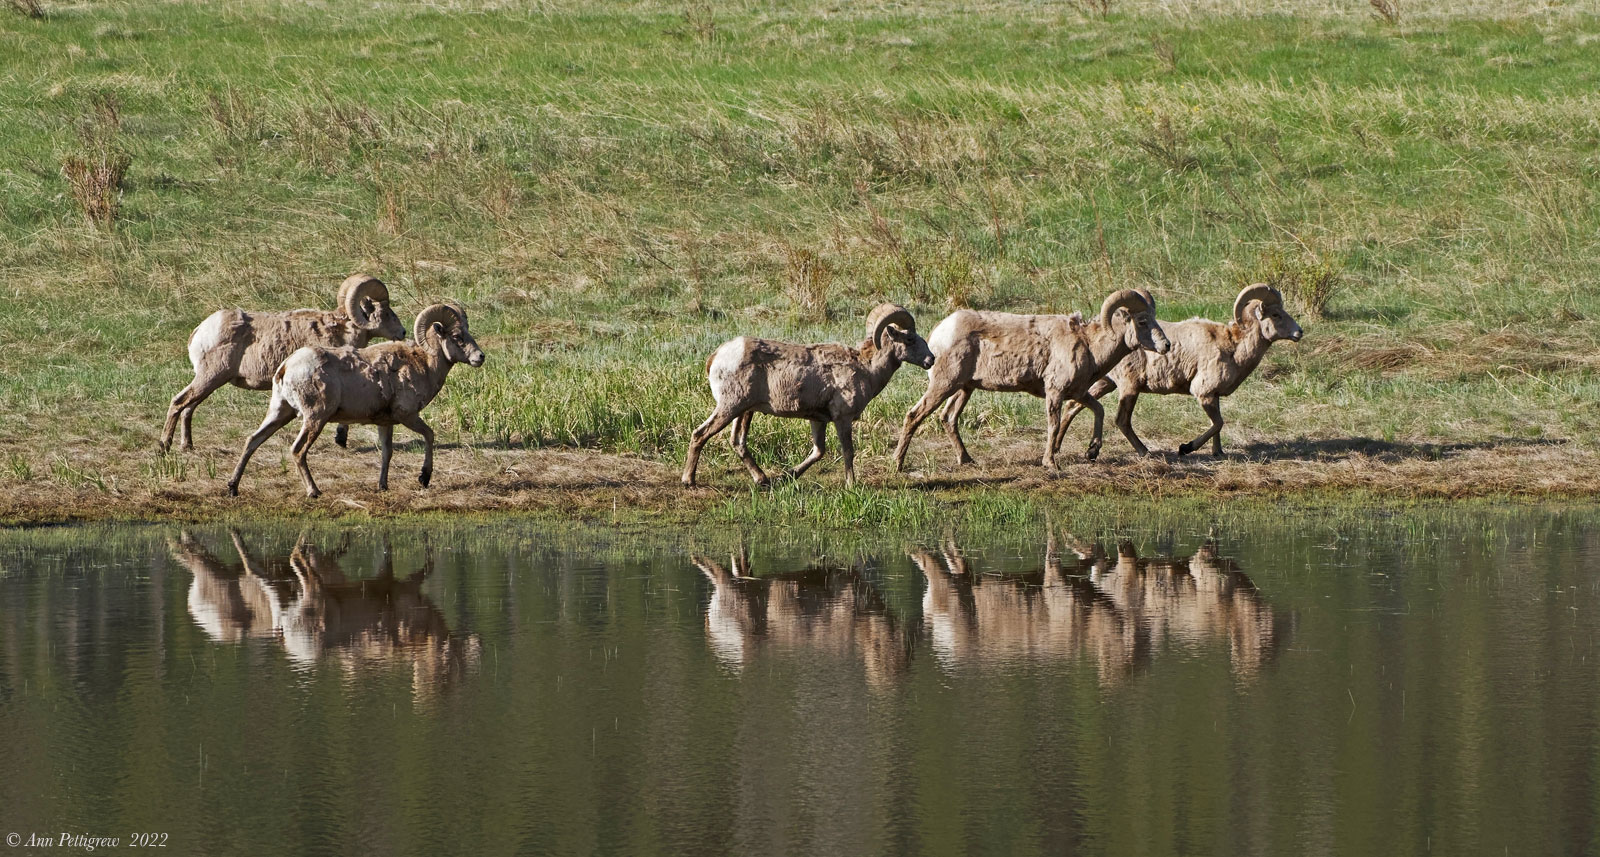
[1233,283,1283,325]
[866,303,916,349]
[1098,289,1152,326]
[1134,288,1155,315]
[338,275,390,327]
[414,303,466,345]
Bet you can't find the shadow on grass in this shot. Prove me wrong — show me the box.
[1236,436,1562,461]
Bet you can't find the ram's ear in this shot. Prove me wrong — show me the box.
[430,322,447,340]
[1251,302,1265,321]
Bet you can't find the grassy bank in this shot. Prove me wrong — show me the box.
[2,0,1598,523]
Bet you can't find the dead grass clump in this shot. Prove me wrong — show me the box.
[1077,0,1113,17]
[1308,334,1426,374]
[783,245,834,321]
[7,0,43,18]
[205,88,267,144]
[479,165,521,222]
[1244,248,1340,320]
[853,202,985,309]
[62,152,130,228]
[1151,36,1178,73]
[372,163,408,234]
[1350,344,1431,372]
[62,94,130,229]
[1134,112,1199,172]
[1370,0,1401,25]
[686,4,716,42]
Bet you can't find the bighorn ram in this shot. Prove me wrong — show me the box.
[162,274,406,452]
[1060,284,1303,456]
[681,304,934,487]
[892,289,1169,471]
[227,304,484,498]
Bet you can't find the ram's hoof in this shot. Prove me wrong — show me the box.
[1177,442,1195,456]
[418,470,432,488]
[306,489,321,499]
[226,483,239,497]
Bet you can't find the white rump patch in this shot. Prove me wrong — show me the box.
[927,316,961,355]
[272,347,322,414]
[707,339,745,406]
[187,312,228,370]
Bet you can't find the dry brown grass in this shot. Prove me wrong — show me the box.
[782,245,834,322]
[1370,0,1401,24]
[61,95,129,228]
[61,152,129,228]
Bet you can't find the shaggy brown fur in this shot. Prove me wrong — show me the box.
[161,274,406,452]
[227,304,484,498]
[1062,284,1303,456]
[894,289,1170,472]
[683,304,934,487]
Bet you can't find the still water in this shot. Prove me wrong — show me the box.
[1,510,1598,856]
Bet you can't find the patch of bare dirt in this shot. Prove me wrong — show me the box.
[1,433,1596,525]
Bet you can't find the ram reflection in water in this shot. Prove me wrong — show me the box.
[693,551,909,687]
[916,533,1285,682]
[170,531,480,698]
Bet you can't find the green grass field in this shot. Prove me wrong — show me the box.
[2,0,1599,519]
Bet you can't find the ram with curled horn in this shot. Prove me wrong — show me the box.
[1060,282,1303,457]
[227,303,484,498]
[893,288,1170,471]
[161,274,407,452]
[682,302,934,488]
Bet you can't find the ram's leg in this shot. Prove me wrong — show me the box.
[683,408,739,486]
[1062,377,1114,439]
[1114,391,1150,455]
[1042,390,1067,470]
[730,412,752,452]
[334,424,350,449]
[1178,396,1225,457]
[733,413,770,485]
[376,425,393,490]
[163,375,227,452]
[289,418,329,498]
[895,379,960,471]
[835,418,857,487]
[789,419,828,479]
[1070,393,1107,462]
[400,415,437,487]
[940,388,976,466]
[226,397,297,496]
